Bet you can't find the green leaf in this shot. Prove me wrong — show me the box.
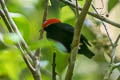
[41,47,68,74]
[29,39,67,52]
[60,6,75,23]
[108,0,118,12]
[32,39,68,74]
[3,33,21,45]
[10,13,30,42]
[0,41,9,50]
[0,49,26,80]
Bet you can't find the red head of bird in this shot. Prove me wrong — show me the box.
[42,18,61,28]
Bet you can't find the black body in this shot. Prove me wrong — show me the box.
[44,23,94,58]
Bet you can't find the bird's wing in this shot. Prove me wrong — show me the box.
[55,23,74,35]
[56,23,91,46]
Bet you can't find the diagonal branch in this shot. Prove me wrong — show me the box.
[17,44,36,72]
[0,0,42,80]
[0,10,36,78]
[91,3,113,45]
[104,34,120,80]
[39,0,49,39]
[33,0,49,80]
[0,9,13,32]
[65,0,92,80]
[0,0,33,59]
[60,0,120,28]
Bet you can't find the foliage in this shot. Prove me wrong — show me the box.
[0,0,119,80]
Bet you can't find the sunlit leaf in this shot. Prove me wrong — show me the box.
[0,41,9,50]
[29,39,67,52]
[0,49,26,80]
[3,33,20,45]
[10,13,30,42]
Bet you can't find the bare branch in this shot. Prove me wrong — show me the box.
[114,34,120,44]
[33,0,49,79]
[111,34,120,63]
[91,3,113,45]
[52,53,56,80]
[39,0,49,39]
[60,0,120,28]
[104,34,120,80]
[0,9,13,32]
[0,4,35,73]
[65,0,92,80]
[17,44,36,72]
[0,0,33,59]
[75,0,79,16]
[0,0,42,80]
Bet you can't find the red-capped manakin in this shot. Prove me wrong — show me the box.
[42,18,94,58]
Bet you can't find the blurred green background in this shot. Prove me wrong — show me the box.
[0,0,120,80]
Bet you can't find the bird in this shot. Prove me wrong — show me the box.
[42,18,94,58]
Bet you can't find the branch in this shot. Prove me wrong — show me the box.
[65,0,92,80]
[39,0,49,39]
[91,4,113,45]
[0,0,33,59]
[0,11,36,78]
[111,34,120,63]
[0,6,35,73]
[75,0,79,16]
[60,0,120,28]
[90,3,120,80]
[17,44,36,72]
[0,9,13,32]
[32,48,41,80]
[104,34,120,80]
[35,0,48,56]
[33,0,49,79]
[34,0,49,67]
[0,0,42,80]
[52,53,56,80]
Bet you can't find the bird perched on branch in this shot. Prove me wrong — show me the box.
[42,18,94,58]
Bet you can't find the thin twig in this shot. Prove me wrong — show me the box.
[60,0,120,28]
[65,0,92,80]
[104,34,120,80]
[104,64,115,80]
[19,43,41,80]
[91,3,113,45]
[52,53,56,80]
[90,3,120,80]
[33,0,49,79]
[0,0,33,59]
[114,34,120,44]
[0,6,36,76]
[39,0,49,40]
[33,48,41,80]
[0,9,13,32]
[75,0,79,16]
[35,0,48,56]
[17,43,36,72]
[0,9,33,63]
[0,7,36,73]
[0,12,37,78]
[0,0,42,80]
[34,0,49,64]
[111,34,120,63]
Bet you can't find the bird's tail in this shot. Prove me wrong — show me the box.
[78,44,94,58]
